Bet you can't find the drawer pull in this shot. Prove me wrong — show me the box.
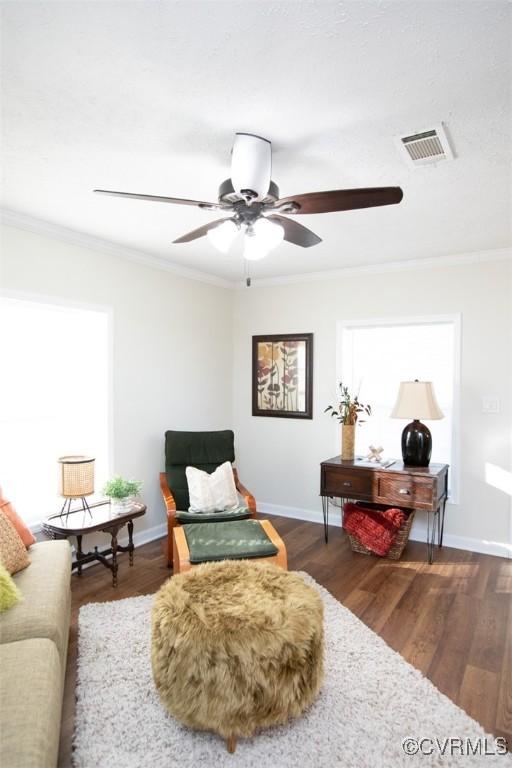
[343,481,352,487]
[399,488,411,495]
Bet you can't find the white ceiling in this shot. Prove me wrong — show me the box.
[1,1,511,282]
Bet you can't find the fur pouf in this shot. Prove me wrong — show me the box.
[151,560,324,741]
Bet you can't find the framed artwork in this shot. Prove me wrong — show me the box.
[252,333,313,419]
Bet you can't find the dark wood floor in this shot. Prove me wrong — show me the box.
[59,515,512,766]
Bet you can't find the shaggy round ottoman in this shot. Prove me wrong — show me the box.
[151,560,324,752]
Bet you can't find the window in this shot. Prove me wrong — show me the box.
[0,296,111,526]
[338,316,460,500]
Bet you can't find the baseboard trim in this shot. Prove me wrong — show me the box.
[259,502,512,560]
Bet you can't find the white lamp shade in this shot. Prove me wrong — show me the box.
[390,381,444,420]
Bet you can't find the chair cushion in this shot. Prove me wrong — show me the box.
[176,506,251,523]
[165,430,235,511]
[0,638,62,768]
[183,519,278,563]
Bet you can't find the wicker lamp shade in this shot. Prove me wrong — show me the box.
[58,456,95,498]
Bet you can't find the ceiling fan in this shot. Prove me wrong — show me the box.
[94,133,403,263]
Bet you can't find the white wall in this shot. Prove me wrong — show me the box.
[233,259,512,556]
[0,224,234,541]
[2,222,511,558]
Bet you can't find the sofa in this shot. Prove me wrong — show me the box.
[0,540,72,768]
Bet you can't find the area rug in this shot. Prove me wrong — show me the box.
[74,574,510,767]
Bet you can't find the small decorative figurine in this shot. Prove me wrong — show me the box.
[366,445,384,462]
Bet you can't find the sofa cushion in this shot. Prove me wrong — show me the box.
[0,540,71,664]
[0,638,62,768]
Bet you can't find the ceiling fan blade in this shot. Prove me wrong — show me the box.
[94,189,222,210]
[274,187,403,215]
[266,214,322,248]
[172,217,234,244]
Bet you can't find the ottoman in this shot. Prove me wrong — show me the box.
[172,518,288,573]
[151,560,324,753]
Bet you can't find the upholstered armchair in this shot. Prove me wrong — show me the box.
[160,430,257,567]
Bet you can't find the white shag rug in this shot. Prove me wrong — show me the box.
[74,573,510,768]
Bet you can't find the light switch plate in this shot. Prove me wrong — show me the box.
[482,396,500,414]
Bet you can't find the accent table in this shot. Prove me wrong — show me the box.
[320,457,448,564]
[42,501,147,587]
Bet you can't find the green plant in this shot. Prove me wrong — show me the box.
[103,475,142,499]
[325,382,372,426]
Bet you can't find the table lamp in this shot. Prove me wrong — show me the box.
[390,380,443,467]
[58,455,95,517]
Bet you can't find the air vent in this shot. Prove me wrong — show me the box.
[396,124,454,167]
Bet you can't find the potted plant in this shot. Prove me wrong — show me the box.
[325,383,372,461]
[103,476,142,515]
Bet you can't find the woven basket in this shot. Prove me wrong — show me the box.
[347,506,415,560]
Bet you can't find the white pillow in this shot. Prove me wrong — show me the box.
[186,461,239,514]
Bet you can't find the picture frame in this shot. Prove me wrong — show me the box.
[252,333,313,419]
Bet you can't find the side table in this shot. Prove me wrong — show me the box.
[42,501,147,587]
[320,457,449,564]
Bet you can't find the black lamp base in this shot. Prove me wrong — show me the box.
[401,420,432,467]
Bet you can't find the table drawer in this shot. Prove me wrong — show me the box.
[322,467,372,497]
[376,475,433,506]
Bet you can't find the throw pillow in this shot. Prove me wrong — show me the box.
[0,490,36,548]
[0,562,22,613]
[186,461,239,514]
[0,510,30,574]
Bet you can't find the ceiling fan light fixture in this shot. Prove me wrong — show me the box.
[243,229,267,261]
[252,217,284,251]
[206,219,239,253]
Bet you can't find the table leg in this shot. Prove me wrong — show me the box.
[321,496,329,543]
[439,499,447,547]
[76,535,83,575]
[111,529,119,587]
[128,520,134,566]
[426,511,430,564]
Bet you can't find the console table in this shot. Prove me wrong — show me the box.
[320,457,448,563]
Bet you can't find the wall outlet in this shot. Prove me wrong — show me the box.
[482,396,500,414]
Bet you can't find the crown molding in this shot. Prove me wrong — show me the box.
[0,208,234,290]
[235,247,512,289]
[2,207,510,291]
